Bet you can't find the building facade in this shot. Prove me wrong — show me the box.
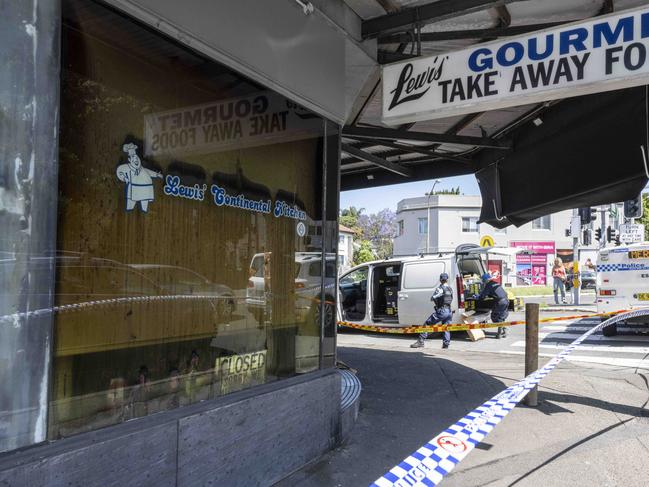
[394,195,602,286]
[0,0,375,484]
[338,225,355,271]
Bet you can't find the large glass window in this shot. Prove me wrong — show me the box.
[45,0,336,441]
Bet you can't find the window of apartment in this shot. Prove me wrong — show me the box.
[532,215,552,230]
[418,218,428,235]
[397,220,404,236]
[462,217,480,233]
[339,235,345,244]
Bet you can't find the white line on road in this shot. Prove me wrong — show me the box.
[536,332,649,342]
[497,350,649,369]
[510,340,649,354]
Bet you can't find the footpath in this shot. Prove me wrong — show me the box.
[277,328,649,487]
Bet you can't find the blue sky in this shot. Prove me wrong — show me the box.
[340,174,480,214]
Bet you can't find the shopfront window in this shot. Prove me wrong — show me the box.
[45,0,336,441]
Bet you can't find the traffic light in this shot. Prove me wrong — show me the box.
[606,226,614,243]
[578,207,597,225]
[582,229,591,246]
[595,228,602,241]
[623,194,643,218]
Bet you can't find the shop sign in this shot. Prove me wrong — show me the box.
[116,143,306,219]
[510,241,555,254]
[480,235,495,247]
[215,350,267,395]
[144,92,322,157]
[382,7,649,124]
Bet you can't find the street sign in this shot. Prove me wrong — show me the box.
[619,223,645,244]
[480,235,494,247]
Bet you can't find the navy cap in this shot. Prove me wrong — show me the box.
[439,272,449,281]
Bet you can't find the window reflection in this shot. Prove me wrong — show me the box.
[46,0,333,440]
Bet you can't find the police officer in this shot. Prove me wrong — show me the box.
[476,272,509,338]
[410,273,453,349]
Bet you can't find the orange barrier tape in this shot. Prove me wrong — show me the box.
[337,310,628,335]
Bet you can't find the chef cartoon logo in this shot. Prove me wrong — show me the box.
[116,143,162,213]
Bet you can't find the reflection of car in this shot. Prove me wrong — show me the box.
[129,264,236,319]
[565,269,596,291]
[337,244,518,328]
[246,252,336,326]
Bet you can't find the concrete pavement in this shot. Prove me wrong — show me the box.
[277,314,649,486]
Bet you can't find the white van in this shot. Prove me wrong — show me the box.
[597,243,649,335]
[337,244,517,328]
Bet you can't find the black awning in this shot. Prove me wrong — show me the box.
[477,86,649,228]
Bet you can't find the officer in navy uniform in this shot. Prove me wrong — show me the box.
[410,273,453,349]
[476,272,510,338]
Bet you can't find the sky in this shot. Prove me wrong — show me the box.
[340,174,480,214]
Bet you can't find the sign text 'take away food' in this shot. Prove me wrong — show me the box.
[382,7,649,125]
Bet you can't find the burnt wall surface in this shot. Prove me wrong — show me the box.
[0,370,340,487]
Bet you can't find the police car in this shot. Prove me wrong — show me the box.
[597,243,649,336]
[337,244,518,328]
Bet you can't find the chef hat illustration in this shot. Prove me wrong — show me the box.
[123,142,138,155]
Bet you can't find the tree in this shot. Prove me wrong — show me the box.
[357,209,396,259]
[339,206,364,234]
[340,206,397,262]
[353,240,375,264]
[433,186,461,195]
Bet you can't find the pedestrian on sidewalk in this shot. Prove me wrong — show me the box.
[475,272,510,338]
[552,258,567,304]
[410,273,453,349]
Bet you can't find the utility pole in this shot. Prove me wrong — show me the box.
[599,205,607,249]
[425,179,441,253]
[571,209,581,305]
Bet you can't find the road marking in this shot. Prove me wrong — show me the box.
[543,325,641,333]
[498,350,649,369]
[536,332,649,342]
[510,340,649,354]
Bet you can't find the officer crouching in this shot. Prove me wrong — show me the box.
[475,272,509,338]
[410,273,453,349]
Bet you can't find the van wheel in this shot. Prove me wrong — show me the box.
[602,324,617,337]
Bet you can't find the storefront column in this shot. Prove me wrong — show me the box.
[0,0,60,452]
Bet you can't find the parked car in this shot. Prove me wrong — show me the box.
[565,269,596,291]
[246,252,337,326]
[129,264,236,319]
[337,244,518,328]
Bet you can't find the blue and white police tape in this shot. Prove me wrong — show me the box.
[371,308,649,487]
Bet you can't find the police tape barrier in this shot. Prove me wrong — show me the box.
[370,308,648,487]
[337,310,626,335]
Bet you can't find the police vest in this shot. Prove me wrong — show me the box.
[435,284,453,308]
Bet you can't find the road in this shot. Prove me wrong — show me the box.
[278,308,649,486]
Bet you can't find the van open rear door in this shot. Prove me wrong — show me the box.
[398,260,447,326]
[456,245,524,312]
